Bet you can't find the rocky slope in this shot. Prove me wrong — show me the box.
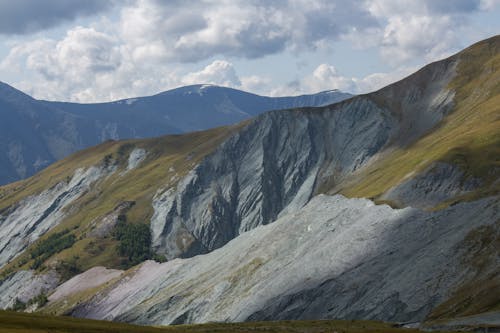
[67,194,498,325]
[0,36,498,326]
[0,83,350,185]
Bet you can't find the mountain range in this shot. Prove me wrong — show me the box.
[0,35,498,331]
[0,83,350,185]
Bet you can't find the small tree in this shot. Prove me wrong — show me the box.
[11,298,26,311]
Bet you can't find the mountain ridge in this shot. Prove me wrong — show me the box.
[0,83,351,185]
[0,35,498,328]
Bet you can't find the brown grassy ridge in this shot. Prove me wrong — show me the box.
[337,35,500,204]
[0,310,463,333]
[0,123,244,278]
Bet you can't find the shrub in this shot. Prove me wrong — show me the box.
[114,219,152,268]
[55,256,82,281]
[153,254,168,263]
[11,298,26,311]
[27,293,48,308]
[29,229,76,270]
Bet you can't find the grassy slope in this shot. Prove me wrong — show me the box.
[0,124,242,278]
[336,36,500,320]
[0,310,462,333]
[338,35,500,204]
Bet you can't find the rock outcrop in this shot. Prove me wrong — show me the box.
[380,162,481,209]
[0,270,59,309]
[151,98,398,258]
[0,165,114,267]
[69,195,499,325]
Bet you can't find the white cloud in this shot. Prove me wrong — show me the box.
[360,0,486,64]
[181,60,241,87]
[481,0,500,9]
[240,75,272,94]
[270,63,416,96]
[0,0,498,102]
[118,0,377,63]
[1,26,181,102]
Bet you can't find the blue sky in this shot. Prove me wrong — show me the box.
[0,0,499,102]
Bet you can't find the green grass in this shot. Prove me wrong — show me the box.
[0,123,243,280]
[337,35,500,206]
[0,310,463,333]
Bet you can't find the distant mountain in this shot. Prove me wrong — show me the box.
[0,84,351,185]
[0,35,498,328]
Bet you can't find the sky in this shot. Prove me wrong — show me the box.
[0,0,499,103]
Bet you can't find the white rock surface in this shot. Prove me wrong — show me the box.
[49,266,123,302]
[148,58,459,261]
[0,270,58,308]
[70,194,499,325]
[0,166,113,268]
[126,148,147,170]
[150,98,399,259]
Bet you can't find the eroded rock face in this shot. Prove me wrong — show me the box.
[69,195,499,325]
[150,98,398,259]
[381,162,482,209]
[86,201,135,239]
[0,270,59,309]
[126,148,147,171]
[148,56,460,261]
[0,165,114,267]
[49,266,123,302]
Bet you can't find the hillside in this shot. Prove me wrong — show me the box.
[0,36,498,328]
[0,83,350,185]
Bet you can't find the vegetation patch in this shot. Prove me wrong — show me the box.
[9,293,48,312]
[29,230,76,270]
[114,217,153,268]
[0,124,241,278]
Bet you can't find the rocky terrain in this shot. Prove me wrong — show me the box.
[0,36,498,329]
[68,195,498,325]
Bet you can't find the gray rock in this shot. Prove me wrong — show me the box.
[69,194,499,325]
[148,56,460,260]
[0,165,114,268]
[381,162,481,208]
[0,270,59,309]
[126,148,147,171]
[150,98,398,259]
[48,266,123,302]
[86,201,135,239]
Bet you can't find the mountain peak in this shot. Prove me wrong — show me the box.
[0,81,34,101]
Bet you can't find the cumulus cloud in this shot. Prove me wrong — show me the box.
[0,0,114,35]
[361,0,486,64]
[270,64,416,96]
[119,0,378,63]
[0,0,498,102]
[1,27,134,101]
[181,60,241,87]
